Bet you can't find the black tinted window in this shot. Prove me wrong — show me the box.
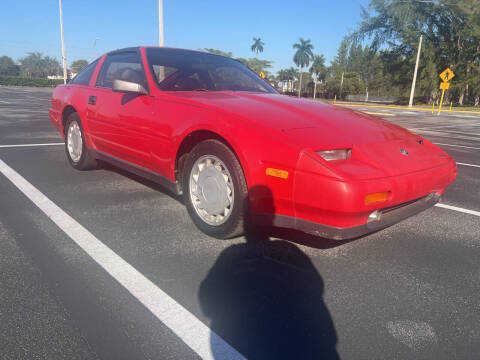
[145,48,277,93]
[96,52,146,89]
[70,59,98,85]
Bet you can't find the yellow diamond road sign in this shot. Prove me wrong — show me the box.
[440,68,455,82]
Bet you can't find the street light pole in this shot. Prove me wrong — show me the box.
[159,0,164,46]
[58,0,67,84]
[408,35,423,107]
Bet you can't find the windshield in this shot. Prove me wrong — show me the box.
[145,48,277,94]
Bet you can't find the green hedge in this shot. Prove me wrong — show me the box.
[0,75,64,87]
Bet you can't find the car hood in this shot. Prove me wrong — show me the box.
[170,91,451,177]
[170,91,413,148]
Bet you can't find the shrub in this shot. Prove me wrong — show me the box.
[0,75,64,87]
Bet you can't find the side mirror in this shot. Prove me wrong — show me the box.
[113,79,148,95]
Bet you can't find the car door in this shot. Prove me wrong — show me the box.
[86,51,155,170]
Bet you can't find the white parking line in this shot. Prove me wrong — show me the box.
[433,143,480,150]
[0,143,64,148]
[435,203,480,217]
[457,162,480,168]
[417,128,480,137]
[0,157,244,360]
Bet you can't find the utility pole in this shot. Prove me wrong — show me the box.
[408,35,423,107]
[58,0,67,84]
[159,0,164,46]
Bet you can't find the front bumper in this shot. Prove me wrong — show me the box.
[254,192,441,240]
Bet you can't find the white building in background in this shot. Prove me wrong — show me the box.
[47,70,77,80]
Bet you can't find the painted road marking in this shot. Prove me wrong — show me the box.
[0,143,64,148]
[0,157,245,360]
[457,162,480,168]
[450,114,480,119]
[433,143,480,150]
[413,128,480,137]
[363,111,395,117]
[435,204,480,217]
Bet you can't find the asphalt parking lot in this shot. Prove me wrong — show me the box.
[1,86,479,360]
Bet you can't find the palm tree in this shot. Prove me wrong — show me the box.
[251,37,265,58]
[293,38,314,97]
[277,69,291,92]
[309,54,326,99]
[286,67,298,92]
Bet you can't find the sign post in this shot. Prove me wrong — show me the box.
[437,68,455,115]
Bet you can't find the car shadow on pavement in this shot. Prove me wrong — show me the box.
[199,185,340,359]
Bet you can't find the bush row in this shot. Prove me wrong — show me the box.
[0,75,64,88]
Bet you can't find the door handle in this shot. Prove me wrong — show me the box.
[88,95,97,105]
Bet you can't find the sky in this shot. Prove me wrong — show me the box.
[1,0,370,73]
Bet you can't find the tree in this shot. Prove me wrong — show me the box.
[44,56,62,77]
[203,49,233,58]
[351,0,480,105]
[310,54,327,99]
[293,38,314,97]
[0,56,19,76]
[326,72,364,98]
[331,39,349,72]
[277,67,298,92]
[277,69,289,91]
[251,37,265,58]
[236,57,273,76]
[70,59,89,74]
[18,52,61,78]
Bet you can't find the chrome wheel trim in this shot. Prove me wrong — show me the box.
[67,120,83,163]
[189,155,234,226]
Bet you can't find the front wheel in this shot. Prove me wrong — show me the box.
[182,139,248,239]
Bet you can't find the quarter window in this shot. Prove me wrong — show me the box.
[70,59,99,86]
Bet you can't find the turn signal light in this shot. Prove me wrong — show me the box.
[266,167,289,179]
[364,191,391,204]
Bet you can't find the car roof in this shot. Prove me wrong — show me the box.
[107,47,140,55]
[106,46,230,60]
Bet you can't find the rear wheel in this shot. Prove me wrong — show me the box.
[64,112,98,170]
[183,139,248,239]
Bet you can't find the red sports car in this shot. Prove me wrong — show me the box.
[49,47,457,239]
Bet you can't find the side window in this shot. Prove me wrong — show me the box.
[70,59,99,85]
[96,52,146,89]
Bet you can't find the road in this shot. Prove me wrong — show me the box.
[0,87,479,360]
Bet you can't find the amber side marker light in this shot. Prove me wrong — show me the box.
[266,168,289,179]
[364,191,391,204]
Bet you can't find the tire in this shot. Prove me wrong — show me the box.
[182,139,248,239]
[64,112,98,170]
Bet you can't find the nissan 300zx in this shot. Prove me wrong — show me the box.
[49,47,457,239]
